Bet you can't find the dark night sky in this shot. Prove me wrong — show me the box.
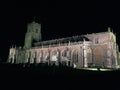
[0,0,120,61]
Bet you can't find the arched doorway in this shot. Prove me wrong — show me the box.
[93,46,104,67]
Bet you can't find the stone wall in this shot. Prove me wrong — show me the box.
[8,31,119,68]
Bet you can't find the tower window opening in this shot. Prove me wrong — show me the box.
[36,29,38,33]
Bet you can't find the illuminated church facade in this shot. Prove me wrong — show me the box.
[8,20,120,69]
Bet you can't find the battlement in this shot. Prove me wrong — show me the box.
[34,30,113,47]
[34,35,90,46]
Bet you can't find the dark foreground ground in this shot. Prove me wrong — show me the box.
[0,63,120,89]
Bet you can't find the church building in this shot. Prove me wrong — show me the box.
[8,20,120,69]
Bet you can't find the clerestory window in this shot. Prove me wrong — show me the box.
[95,38,99,44]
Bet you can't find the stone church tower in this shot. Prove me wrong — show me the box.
[24,20,42,49]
